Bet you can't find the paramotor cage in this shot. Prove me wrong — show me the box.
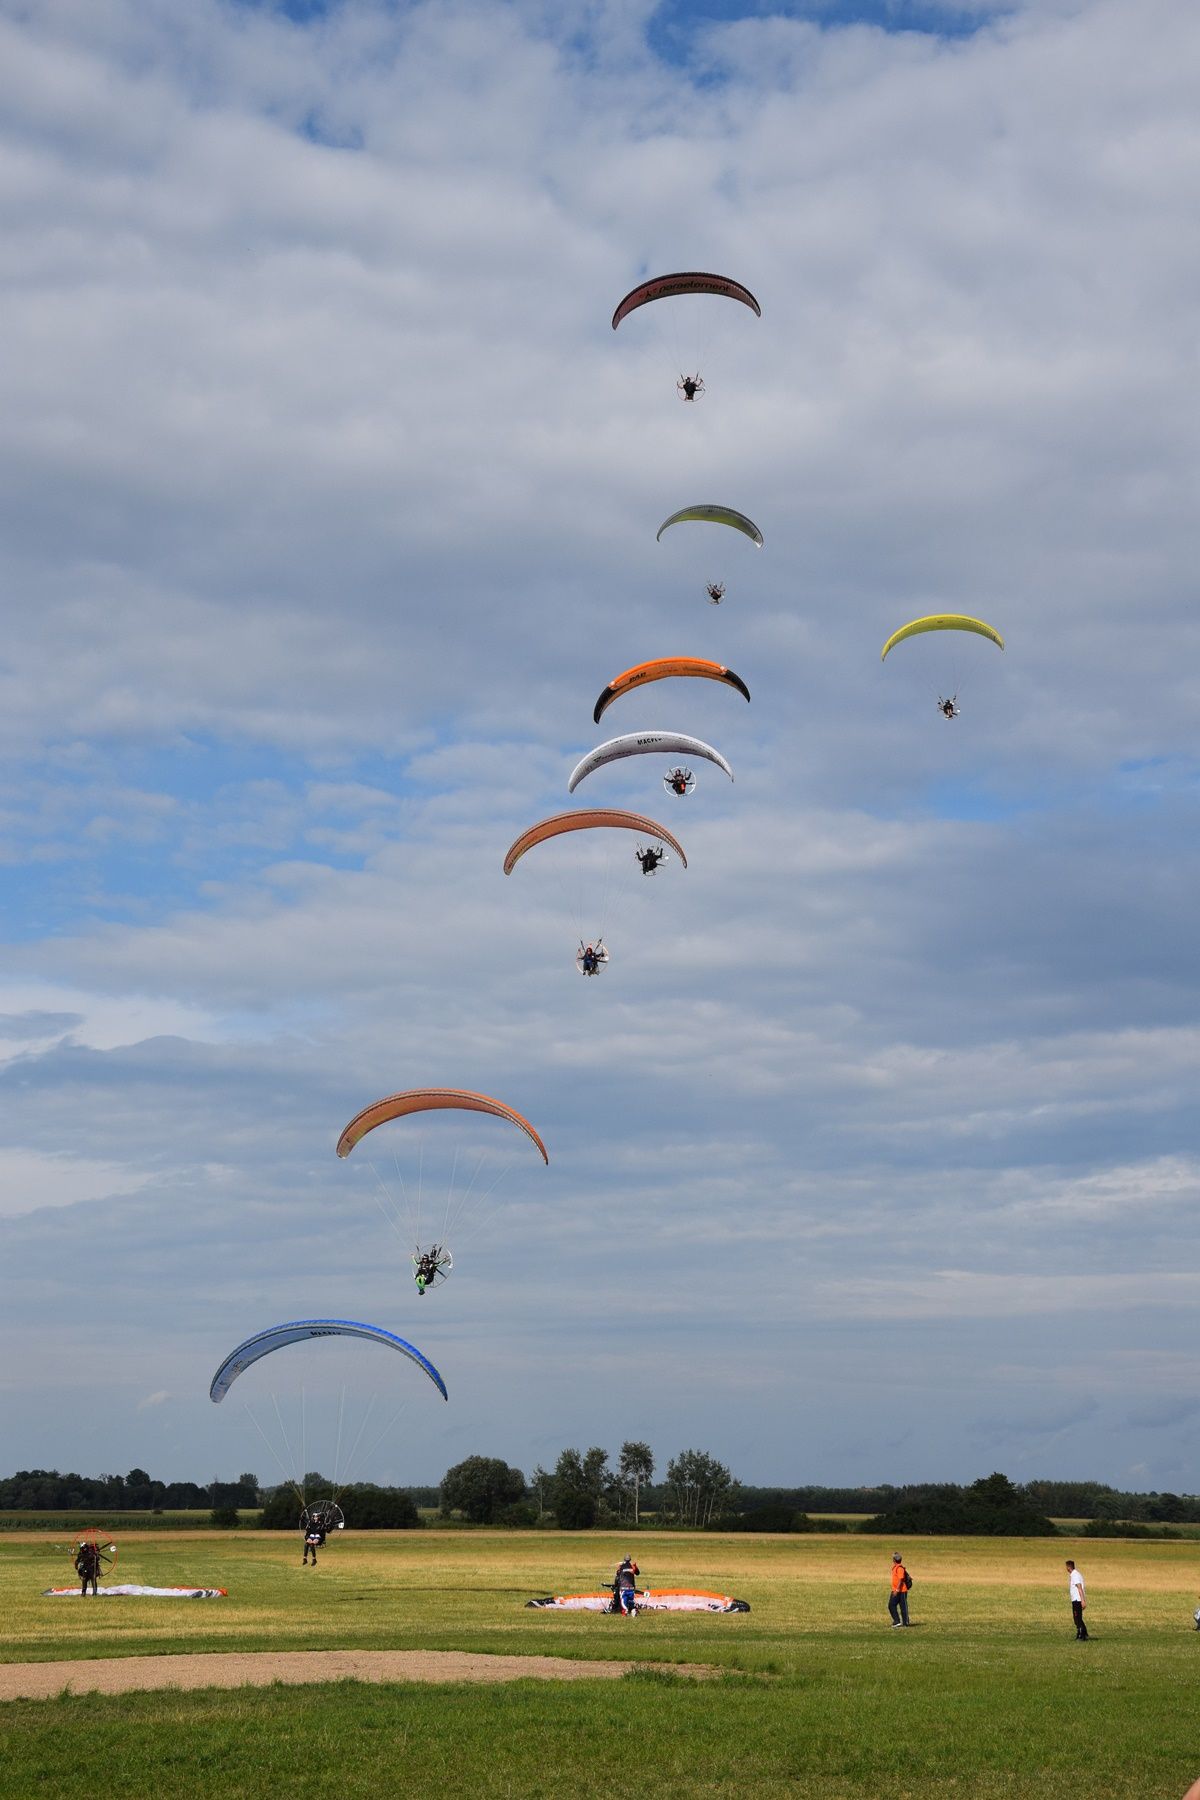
[70,1530,117,1580]
[300,1502,346,1535]
[413,1245,453,1290]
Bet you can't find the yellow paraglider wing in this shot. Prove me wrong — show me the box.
[880,614,1005,662]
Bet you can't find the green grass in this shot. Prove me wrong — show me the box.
[0,1511,253,1532]
[2,1529,1199,1797]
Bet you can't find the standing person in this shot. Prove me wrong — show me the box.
[888,1552,911,1627]
[74,1539,101,1596]
[613,1554,640,1618]
[1066,1559,1088,1639]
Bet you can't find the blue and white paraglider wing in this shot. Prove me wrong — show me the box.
[209,1319,448,1404]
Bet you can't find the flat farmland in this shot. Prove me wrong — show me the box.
[2,1528,1198,1798]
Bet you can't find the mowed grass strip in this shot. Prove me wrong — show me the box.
[3,1529,1199,1797]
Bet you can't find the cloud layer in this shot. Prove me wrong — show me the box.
[1,0,1198,1491]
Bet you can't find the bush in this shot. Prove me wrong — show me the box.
[210,1506,240,1529]
[258,1484,419,1530]
[715,1505,851,1533]
[497,1501,538,1528]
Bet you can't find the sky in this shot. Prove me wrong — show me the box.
[1,0,1198,1496]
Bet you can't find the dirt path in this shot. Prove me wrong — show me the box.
[0,1648,717,1701]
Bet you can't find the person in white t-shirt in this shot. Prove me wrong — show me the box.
[1065,1559,1088,1640]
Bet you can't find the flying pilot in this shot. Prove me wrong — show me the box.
[635,845,666,875]
[938,696,960,720]
[413,1247,448,1295]
[677,374,704,402]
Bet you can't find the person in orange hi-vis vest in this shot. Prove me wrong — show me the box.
[888,1552,911,1627]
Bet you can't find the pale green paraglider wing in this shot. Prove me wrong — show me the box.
[656,505,763,547]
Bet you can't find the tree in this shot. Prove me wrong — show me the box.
[665,1450,737,1528]
[555,1489,597,1529]
[550,1448,613,1528]
[581,1447,611,1500]
[618,1442,654,1526]
[530,1465,552,1521]
[440,1456,527,1524]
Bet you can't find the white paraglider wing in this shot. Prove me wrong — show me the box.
[568,732,734,794]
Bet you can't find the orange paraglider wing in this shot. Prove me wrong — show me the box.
[593,658,750,724]
[336,1089,548,1163]
[503,809,688,876]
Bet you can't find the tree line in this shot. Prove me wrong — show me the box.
[7,1464,1198,1535]
[440,1442,738,1527]
[0,1467,260,1512]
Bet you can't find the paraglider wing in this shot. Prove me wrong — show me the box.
[612,272,761,330]
[336,1088,549,1164]
[593,659,750,724]
[503,809,687,875]
[568,732,734,793]
[656,505,763,548]
[209,1320,449,1404]
[526,1589,750,1613]
[880,614,1005,661]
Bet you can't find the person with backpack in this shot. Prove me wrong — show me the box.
[888,1552,912,1627]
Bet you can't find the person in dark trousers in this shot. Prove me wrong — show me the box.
[888,1552,911,1626]
[1066,1559,1088,1638]
[74,1540,101,1595]
[303,1514,327,1566]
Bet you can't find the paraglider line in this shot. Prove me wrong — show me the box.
[364,1161,412,1250]
[357,1395,414,1473]
[440,1142,462,1249]
[446,1156,515,1240]
[242,1401,301,1502]
[332,1385,347,1495]
[336,1392,380,1490]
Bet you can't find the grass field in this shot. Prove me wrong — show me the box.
[0,1511,252,1533]
[2,1528,1199,1797]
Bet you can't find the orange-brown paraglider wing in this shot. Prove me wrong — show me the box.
[336,1088,548,1163]
[502,808,688,875]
